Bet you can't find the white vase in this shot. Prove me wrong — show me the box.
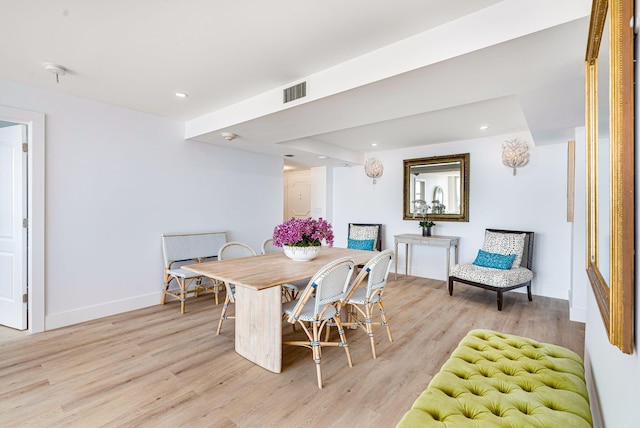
[283,245,321,262]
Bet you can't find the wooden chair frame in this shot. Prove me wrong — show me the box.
[283,257,356,388]
[341,249,394,358]
[161,231,227,313]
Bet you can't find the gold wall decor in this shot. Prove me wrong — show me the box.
[585,0,634,353]
[403,153,469,222]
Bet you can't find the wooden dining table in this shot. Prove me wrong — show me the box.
[183,246,376,373]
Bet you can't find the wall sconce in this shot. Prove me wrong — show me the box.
[364,157,384,184]
[502,138,529,175]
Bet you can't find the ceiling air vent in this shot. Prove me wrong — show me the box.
[283,81,306,103]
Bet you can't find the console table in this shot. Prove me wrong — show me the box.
[394,234,460,280]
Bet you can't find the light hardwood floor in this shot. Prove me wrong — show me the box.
[0,275,584,428]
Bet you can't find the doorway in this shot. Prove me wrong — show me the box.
[0,106,45,333]
[284,169,311,221]
[0,123,27,329]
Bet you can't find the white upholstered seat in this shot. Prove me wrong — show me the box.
[449,264,533,288]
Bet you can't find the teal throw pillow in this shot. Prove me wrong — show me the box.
[473,249,516,270]
[348,238,376,251]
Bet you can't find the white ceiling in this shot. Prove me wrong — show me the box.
[0,0,592,169]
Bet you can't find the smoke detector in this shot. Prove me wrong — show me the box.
[221,132,237,141]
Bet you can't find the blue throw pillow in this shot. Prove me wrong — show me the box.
[472,249,516,270]
[348,238,376,251]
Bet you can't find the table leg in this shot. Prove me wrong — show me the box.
[445,245,451,278]
[405,243,409,276]
[454,242,459,264]
[394,240,398,280]
[234,285,282,373]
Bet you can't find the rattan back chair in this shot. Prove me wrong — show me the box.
[216,242,256,335]
[342,249,394,358]
[282,257,356,389]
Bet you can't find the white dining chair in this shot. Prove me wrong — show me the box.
[342,249,394,358]
[282,257,356,389]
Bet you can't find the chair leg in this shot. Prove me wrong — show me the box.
[364,303,377,359]
[527,284,533,301]
[448,278,454,296]
[312,322,323,389]
[378,299,393,343]
[160,284,169,305]
[178,278,190,314]
[217,294,231,335]
[194,278,201,297]
[333,315,353,368]
[213,280,221,305]
[346,304,358,329]
[497,291,503,311]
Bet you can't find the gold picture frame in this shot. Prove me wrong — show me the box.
[402,153,470,222]
[585,0,634,353]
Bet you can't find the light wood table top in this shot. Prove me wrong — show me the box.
[183,246,377,290]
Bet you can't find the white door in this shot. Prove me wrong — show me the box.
[0,124,27,330]
[284,170,311,220]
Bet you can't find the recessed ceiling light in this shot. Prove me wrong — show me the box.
[371,143,378,147]
[479,125,489,130]
[175,92,188,98]
[318,156,327,159]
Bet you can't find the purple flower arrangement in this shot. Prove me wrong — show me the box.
[272,217,334,247]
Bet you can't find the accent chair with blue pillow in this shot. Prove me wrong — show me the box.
[347,223,382,252]
[448,229,534,310]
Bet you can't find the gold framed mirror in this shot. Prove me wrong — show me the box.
[403,153,469,222]
[585,0,634,354]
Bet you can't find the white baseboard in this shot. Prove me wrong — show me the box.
[569,306,587,323]
[45,293,160,331]
[527,284,568,301]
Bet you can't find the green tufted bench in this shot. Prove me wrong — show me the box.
[397,329,592,427]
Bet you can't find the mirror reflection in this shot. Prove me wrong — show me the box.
[403,153,469,222]
[597,13,610,284]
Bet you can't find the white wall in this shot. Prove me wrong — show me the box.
[332,131,579,308]
[571,128,589,322]
[0,80,284,329]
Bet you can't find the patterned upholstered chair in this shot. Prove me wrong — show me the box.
[448,229,534,310]
[347,223,382,252]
